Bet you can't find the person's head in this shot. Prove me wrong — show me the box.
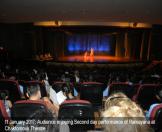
[24,108,59,132]
[105,92,144,115]
[102,93,152,132]
[27,85,41,100]
[102,106,151,132]
[0,90,9,100]
[105,92,128,110]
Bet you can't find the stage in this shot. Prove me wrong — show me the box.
[58,55,132,63]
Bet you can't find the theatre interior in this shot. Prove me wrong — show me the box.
[0,0,162,132]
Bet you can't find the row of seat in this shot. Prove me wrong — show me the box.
[0,79,47,103]
[1,99,162,131]
[0,99,94,131]
[0,79,162,131]
[0,80,162,106]
[108,83,162,110]
[0,79,162,110]
[53,81,162,110]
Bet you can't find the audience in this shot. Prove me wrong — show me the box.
[0,61,162,131]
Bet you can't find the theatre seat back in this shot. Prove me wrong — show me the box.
[135,84,161,110]
[58,100,94,131]
[109,83,137,99]
[80,82,103,108]
[53,81,74,94]
[150,104,162,132]
[0,80,21,103]
[11,100,48,120]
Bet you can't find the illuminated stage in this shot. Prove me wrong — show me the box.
[58,55,131,63]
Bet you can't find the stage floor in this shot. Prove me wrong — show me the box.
[58,55,132,63]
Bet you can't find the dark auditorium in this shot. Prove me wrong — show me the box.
[0,0,162,132]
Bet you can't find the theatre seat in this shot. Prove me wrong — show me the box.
[109,82,138,99]
[80,82,104,109]
[134,84,161,110]
[0,100,10,131]
[11,100,49,120]
[0,79,21,103]
[58,100,94,131]
[150,104,162,132]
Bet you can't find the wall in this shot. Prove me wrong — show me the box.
[0,23,162,61]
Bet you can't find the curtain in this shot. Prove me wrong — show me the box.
[66,33,115,55]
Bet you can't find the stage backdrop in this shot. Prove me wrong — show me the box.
[65,33,116,55]
[1,24,159,61]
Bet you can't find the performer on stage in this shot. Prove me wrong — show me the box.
[84,51,88,59]
[90,48,94,57]
[84,51,89,62]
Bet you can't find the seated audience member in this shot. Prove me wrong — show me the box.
[73,70,81,97]
[62,83,74,99]
[61,74,66,82]
[6,72,25,99]
[146,88,162,119]
[0,91,12,117]
[19,85,25,99]
[11,107,69,132]
[8,73,16,80]
[26,85,59,116]
[0,71,5,79]
[102,85,109,97]
[40,72,51,95]
[88,74,93,82]
[103,78,112,97]
[103,92,153,132]
[74,70,80,83]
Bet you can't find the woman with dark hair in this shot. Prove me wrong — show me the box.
[24,109,59,132]
[11,107,69,132]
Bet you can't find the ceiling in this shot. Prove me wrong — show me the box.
[0,0,162,24]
